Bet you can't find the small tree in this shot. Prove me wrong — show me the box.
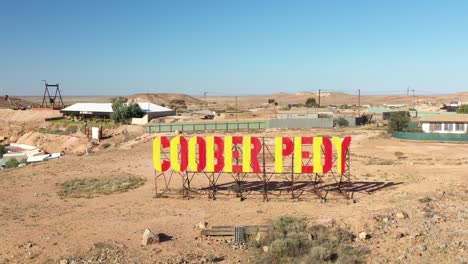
[110,97,144,124]
[127,103,145,118]
[111,97,128,106]
[305,98,318,108]
[334,117,349,127]
[456,104,468,114]
[387,112,410,132]
[268,99,275,104]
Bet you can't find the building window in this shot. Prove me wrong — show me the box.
[455,123,465,131]
[430,123,442,131]
[444,123,454,131]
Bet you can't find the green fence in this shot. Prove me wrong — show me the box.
[393,131,468,142]
[147,117,357,133]
[406,122,419,130]
[148,120,268,133]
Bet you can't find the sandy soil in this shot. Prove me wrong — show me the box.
[0,109,61,124]
[0,109,63,144]
[14,131,89,155]
[0,128,466,263]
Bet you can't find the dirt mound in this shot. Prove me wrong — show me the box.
[0,95,37,109]
[127,93,203,106]
[15,131,88,154]
[0,109,61,124]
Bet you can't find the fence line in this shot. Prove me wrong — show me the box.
[147,117,358,133]
[148,120,268,133]
[393,131,468,142]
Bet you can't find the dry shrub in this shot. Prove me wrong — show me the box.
[255,216,367,264]
[58,177,145,198]
[367,157,394,165]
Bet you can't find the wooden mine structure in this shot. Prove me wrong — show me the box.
[41,81,64,109]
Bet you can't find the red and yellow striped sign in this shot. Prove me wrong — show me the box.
[153,136,351,174]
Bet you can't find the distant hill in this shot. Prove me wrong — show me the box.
[201,91,468,110]
[127,93,203,106]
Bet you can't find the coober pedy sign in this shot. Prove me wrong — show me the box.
[152,135,352,200]
[153,135,351,174]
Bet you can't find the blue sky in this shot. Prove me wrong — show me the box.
[1,0,468,96]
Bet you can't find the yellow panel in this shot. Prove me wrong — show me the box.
[242,136,251,172]
[294,137,302,173]
[170,136,181,172]
[332,137,342,174]
[313,137,323,173]
[224,136,233,172]
[206,136,214,172]
[275,137,283,173]
[188,137,198,171]
[153,137,161,171]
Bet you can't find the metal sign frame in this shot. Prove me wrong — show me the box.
[153,136,352,201]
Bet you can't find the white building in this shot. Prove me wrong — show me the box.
[420,115,468,134]
[61,102,176,123]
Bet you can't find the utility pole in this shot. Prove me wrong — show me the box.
[235,96,238,121]
[358,89,361,117]
[411,88,415,109]
[318,89,321,107]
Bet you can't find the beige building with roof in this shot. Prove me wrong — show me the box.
[419,114,468,134]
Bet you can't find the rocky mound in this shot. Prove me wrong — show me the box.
[0,95,37,109]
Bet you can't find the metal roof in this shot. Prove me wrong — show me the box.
[61,102,173,113]
[419,114,468,122]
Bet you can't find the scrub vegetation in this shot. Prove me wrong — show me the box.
[57,177,146,198]
[253,216,368,264]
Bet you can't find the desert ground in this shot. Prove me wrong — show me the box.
[0,94,467,264]
[0,126,467,263]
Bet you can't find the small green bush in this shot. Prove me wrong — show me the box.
[418,197,432,203]
[305,98,318,108]
[65,126,79,134]
[334,117,349,127]
[5,158,20,168]
[457,104,468,114]
[255,216,367,264]
[101,143,111,149]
